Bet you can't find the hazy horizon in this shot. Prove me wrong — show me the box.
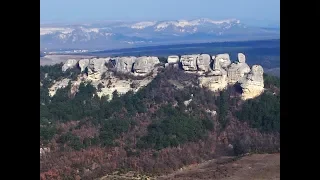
[40,0,279,27]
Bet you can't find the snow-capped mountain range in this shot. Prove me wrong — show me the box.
[40,18,279,51]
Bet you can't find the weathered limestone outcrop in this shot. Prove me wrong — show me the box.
[87,58,110,80]
[167,55,180,64]
[240,65,264,100]
[78,59,90,72]
[227,53,251,84]
[180,54,199,71]
[199,55,228,91]
[133,56,160,76]
[214,53,231,68]
[62,59,78,72]
[114,56,136,73]
[55,52,265,101]
[197,54,211,71]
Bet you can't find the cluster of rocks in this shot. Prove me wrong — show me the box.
[165,53,264,100]
[59,53,264,100]
[62,56,160,80]
[57,56,160,99]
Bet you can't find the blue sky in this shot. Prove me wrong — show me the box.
[40,0,279,26]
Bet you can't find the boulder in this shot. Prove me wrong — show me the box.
[199,57,228,91]
[114,56,136,73]
[133,56,160,76]
[240,65,264,100]
[78,59,90,72]
[215,53,231,68]
[196,54,211,71]
[180,54,199,71]
[227,53,250,84]
[87,58,110,80]
[199,75,228,91]
[238,53,246,63]
[62,59,78,72]
[167,55,180,64]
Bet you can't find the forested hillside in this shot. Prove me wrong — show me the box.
[40,63,280,180]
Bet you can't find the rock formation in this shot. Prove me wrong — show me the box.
[180,54,211,72]
[78,59,90,72]
[167,55,180,64]
[180,54,199,71]
[55,52,265,101]
[227,53,251,84]
[240,65,264,100]
[197,54,211,71]
[114,56,136,73]
[62,59,78,72]
[199,54,228,91]
[133,56,160,76]
[87,58,110,80]
[215,53,231,68]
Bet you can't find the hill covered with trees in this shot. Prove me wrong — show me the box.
[40,63,280,180]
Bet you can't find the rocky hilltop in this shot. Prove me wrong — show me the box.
[51,53,264,100]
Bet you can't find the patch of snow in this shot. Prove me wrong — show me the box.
[40,27,73,35]
[131,21,157,29]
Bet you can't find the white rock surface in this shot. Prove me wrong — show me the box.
[55,52,265,101]
[227,53,251,84]
[199,75,228,91]
[240,65,264,100]
[133,56,160,76]
[238,53,246,63]
[215,53,231,68]
[199,55,228,91]
[114,56,136,73]
[167,55,180,64]
[78,59,90,72]
[196,54,211,71]
[62,59,78,72]
[180,54,199,71]
[87,58,110,80]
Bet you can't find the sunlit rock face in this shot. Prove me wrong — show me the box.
[57,52,265,101]
[180,54,199,71]
[196,54,211,72]
[87,58,110,80]
[199,54,228,91]
[133,56,160,76]
[167,55,180,64]
[240,65,264,100]
[62,59,78,72]
[214,53,231,68]
[114,56,136,73]
[227,53,250,84]
[78,59,90,72]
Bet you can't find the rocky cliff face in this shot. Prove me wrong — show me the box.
[239,65,264,100]
[114,56,136,73]
[133,56,160,76]
[54,53,264,100]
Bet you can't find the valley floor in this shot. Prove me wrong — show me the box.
[99,153,280,180]
[158,153,280,180]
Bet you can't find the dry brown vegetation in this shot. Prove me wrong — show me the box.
[156,153,280,180]
[40,66,280,180]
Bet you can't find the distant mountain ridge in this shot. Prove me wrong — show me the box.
[40,18,280,51]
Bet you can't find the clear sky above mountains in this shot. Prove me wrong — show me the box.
[40,0,279,26]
